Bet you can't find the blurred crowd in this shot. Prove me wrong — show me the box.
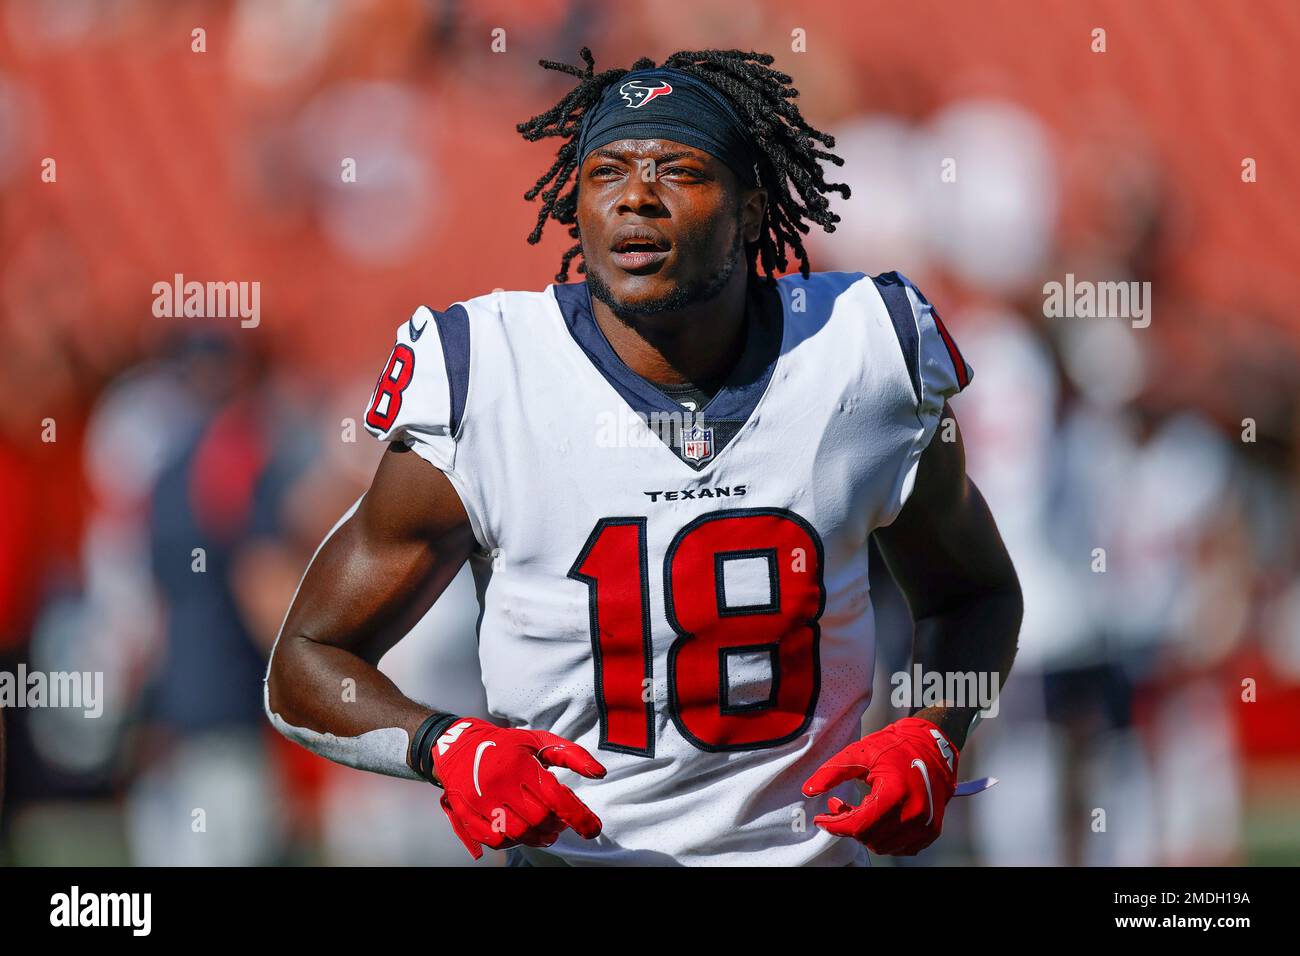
[1,0,1297,865]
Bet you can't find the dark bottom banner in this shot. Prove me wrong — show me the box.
[0,865,1272,942]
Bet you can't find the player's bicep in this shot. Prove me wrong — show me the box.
[873,406,1016,620]
[285,299,477,662]
[283,442,475,664]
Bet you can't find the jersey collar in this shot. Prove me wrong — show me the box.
[552,278,785,470]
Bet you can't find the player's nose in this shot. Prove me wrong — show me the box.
[614,177,667,217]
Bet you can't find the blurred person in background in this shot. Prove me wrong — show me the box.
[224,380,490,865]
[125,335,295,865]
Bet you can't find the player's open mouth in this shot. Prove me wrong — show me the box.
[611,248,670,271]
[610,227,671,273]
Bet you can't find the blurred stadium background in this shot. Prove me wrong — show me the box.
[1,0,1298,866]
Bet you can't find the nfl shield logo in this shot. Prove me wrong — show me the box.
[681,422,714,463]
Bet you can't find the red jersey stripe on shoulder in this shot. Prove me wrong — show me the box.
[931,310,970,390]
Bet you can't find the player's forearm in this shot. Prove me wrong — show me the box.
[265,633,441,781]
[263,463,476,781]
[908,582,1021,749]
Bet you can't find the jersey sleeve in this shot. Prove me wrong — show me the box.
[871,270,972,439]
[362,304,470,472]
[906,274,972,437]
[869,270,974,526]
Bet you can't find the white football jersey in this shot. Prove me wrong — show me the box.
[363,270,971,866]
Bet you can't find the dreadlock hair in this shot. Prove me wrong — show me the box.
[516,47,850,284]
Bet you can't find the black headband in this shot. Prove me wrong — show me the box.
[576,67,761,188]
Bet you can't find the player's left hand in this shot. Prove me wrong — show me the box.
[801,716,959,856]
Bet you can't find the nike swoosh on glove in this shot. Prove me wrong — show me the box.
[801,716,959,856]
[431,718,606,860]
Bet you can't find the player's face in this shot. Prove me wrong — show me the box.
[576,139,764,317]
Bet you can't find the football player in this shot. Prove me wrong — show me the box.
[265,48,1021,865]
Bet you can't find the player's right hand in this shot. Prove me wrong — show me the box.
[430,718,606,859]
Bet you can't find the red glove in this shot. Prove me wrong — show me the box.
[431,718,606,859]
[802,716,959,856]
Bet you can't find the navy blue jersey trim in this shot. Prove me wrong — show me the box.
[701,282,783,422]
[553,282,683,418]
[429,304,470,435]
[871,272,921,404]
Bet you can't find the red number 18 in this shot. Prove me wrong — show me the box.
[568,508,825,756]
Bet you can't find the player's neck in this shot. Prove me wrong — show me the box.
[590,275,751,387]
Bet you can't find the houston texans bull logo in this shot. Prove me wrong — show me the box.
[618,80,674,108]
